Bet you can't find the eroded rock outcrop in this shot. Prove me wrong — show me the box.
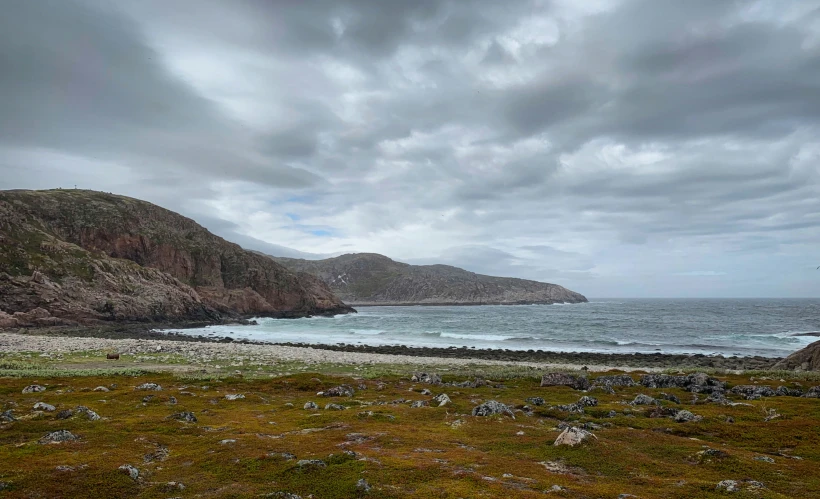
[0,189,354,325]
[773,340,820,371]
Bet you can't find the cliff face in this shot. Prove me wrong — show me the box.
[0,189,353,326]
[271,253,588,306]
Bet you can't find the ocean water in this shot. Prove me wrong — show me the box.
[164,299,820,358]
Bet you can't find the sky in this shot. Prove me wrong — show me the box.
[1,0,819,298]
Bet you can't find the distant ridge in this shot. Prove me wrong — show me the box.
[269,252,588,306]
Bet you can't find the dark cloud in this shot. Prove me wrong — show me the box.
[2,0,819,297]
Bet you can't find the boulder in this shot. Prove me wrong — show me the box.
[554,427,596,447]
[540,373,589,390]
[135,383,162,391]
[802,386,820,398]
[304,401,318,410]
[631,394,658,406]
[640,373,725,393]
[773,340,820,371]
[322,385,355,397]
[472,400,515,418]
[592,374,635,388]
[39,430,79,444]
[325,403,346,410]
[674,410,703,423]
[730,385,775,400]
[22,384,46,394]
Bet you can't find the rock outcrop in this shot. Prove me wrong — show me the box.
[0,189,354,326]
[773,340,820,371]
[270,253,587,306]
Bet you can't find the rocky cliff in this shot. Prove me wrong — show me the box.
[0,189,353,327]
[271,253,588,306]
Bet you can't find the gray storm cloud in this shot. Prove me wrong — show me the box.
[1,0,819,297]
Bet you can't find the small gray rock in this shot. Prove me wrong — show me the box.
[525,396,545,406]
[118,464,139,481]
[93,386,109,392]
[296,459,326,468]
[40,430,79,444]
[33,402,56,412]
[433,393,451,407]
[754,455,775,463]
[219,439,236,445]
[410,400,429,408]
[304,401,318,410]
[0,409,16,422]
[420,388,432,395]
[674,410,702,423]
[356,478,371,492]
[411,372,442,384]
[323,385,355,397]
[716,480,738,492]
[22,384,46,394]
[631,394,658,406]
[169,411,197,423]
[472,400,515,418]
[225,393,245,400]
[325,403,346,411]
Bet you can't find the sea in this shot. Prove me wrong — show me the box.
[164,299,820,358]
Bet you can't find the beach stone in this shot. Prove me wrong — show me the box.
[525,397,545,406]
[135,383,162,391]
[631,394,658,405]
[554,427,596,446]
[118,464,139,481]
[674,410,702,423]
[540,373,589,390]
[433,393,451,407]
[472,400,515,418]
[731,385,775,399]
[0,409,16,422]
[356,478,372,492]
[225,393,245,400]
[325,403,346,410]
[39,430,79,444]
[323,385,355,397]
[297,459,326,468]
[304,401,318,410]
[411,372,442,384]
[22,384,46,394]
[169,411,197,423]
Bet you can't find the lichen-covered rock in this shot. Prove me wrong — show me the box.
[225,393,245,400]
[775,386,803,397]
[631,394,658,406]
[540,373,589,390]
[554,427,596,446]
[322,385,355,397]
[169,411,197,423]
[410,400,429,408]
[592,375,635,388]
[135,383,162,391]
[557,396,598,414]
[0,410,15,422]
[325,403,346,411]
[411,373,442,384]
[39,430,79,444]
[303,401,318,410]
[802,386,820,398]
[432,393,451,407]
[525,397,545,406]
[730,385,775,400]
[118,464,139,481]
[356,478,371,492]
[22,384,46,394]
[674,410,703,423]
[472,400,515,418]
[640,373,725,393]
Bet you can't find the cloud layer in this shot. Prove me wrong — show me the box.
[2,0,819,297]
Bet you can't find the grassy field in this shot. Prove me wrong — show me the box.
[1,356,820,498]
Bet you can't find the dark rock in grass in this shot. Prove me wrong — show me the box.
[357,478,372,492]
[322,385,355,397]
[118,464,139,481]
[775,386,803,397]
[303,401,318,410]
[22,384,46,394]
[592,374,635,388]
[39,430,79,444]
[631,394,658,406]
[801,386,820,398]
[640,373,725,393]
[659,392,680,404]
[135,383,162,391]
[296,459,327,468]
[0,410,16,422]
[730,385,775,399]
[169,411,197,423]
[674,410,703,423]
[525,397,545,406]
[472,400,515,418]
[325,403,346,411]
[168,396,178,405]
[56,409,74,420]
[540,373,589,390]
[411,372,442,384]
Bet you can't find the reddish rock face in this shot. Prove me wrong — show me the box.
[0,189,354,325]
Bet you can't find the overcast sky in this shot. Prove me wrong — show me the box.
[2,0,819,298]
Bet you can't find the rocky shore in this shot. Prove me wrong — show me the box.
[0,326,781,371]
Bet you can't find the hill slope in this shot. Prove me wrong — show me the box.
[271,253,588,305]
[0,189,353,327]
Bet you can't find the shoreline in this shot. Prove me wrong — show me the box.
[0,325,781,371]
